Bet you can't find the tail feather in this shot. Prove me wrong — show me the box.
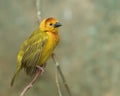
[10,67,21,87]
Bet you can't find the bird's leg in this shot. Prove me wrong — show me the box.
[20,65,44,96]
[31,65,44,84]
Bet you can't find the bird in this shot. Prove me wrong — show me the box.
[10,17,62,86]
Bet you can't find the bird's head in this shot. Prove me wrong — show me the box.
[40,17,62,33]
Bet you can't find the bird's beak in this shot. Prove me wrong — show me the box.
[54,22,62,28]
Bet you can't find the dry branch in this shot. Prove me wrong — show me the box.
[20,66,43,96]
[52,54,72,96]
[20,1,42,95]
[55,62,63,96]
[36,0,41,22]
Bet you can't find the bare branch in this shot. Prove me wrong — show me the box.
[36,0,41,22]
[55,63,63,96]
[20,0,42,95]
[20,66,43,96]
[52,54,72,96]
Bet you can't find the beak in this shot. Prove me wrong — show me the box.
[54,22,62,28]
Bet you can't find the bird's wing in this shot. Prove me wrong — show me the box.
[21,29,48,74]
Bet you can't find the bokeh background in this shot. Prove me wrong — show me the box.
[0,0,120,96]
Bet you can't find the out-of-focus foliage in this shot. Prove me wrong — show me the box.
[0,0,120,96]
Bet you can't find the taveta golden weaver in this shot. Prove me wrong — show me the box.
[11,17,62,86]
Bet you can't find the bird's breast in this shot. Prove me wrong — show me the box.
[39,32,59,65]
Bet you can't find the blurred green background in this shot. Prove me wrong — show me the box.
[1,0,120,96]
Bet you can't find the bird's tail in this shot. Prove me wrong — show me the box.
[10,66,21,87]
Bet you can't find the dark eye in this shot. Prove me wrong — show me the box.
[49,23,53,26]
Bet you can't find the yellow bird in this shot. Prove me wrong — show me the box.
[11,17,62,86]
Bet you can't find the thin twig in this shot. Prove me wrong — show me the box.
[55,62,63,96]
[36,0,41,22]
[20,66,43,96]
[52,54,72,96]
[20,0,42,95]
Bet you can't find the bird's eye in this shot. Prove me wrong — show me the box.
[49,23,53,26]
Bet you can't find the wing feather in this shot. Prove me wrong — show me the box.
[21,29,48,74]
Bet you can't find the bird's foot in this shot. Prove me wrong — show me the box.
[36,65,44,74]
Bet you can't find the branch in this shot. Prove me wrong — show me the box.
[20,0,42,95]
[55,62,63,96]
[20,66,43,96]
[52,54,72,96]
[36,0,41,22]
